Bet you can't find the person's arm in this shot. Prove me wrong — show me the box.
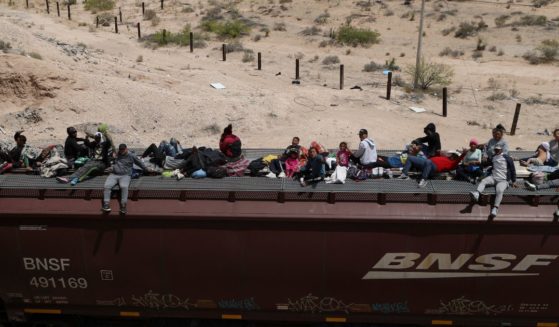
[417,135,428,143]
[502,142,509,155]
[353,143,365,158]
[132,154,149,171]
[507,156,516,183]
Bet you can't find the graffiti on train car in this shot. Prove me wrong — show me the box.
[371,301,410,314]
[431,296,514,315]
[217,297,260,311]
[363,253,559,279]
[131,290,193,310]
[287,294,353,313]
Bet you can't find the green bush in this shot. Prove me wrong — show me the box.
[84,0,114,12]
[147,26,207,48]
[515,15,547,26]
[200,19,250,38]
[405,59,454,89]
[336,26,380,47]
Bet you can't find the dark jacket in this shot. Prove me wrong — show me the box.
[88,140,110,166]
[301,155,325,178]
[64,136,89,160]
[112,152,148,176]
[418,123,441,157]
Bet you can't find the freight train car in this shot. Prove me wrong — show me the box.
[1,174,559,326]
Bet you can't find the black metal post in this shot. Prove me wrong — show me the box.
[510,103,521,136]
[67,3,70,20]
[222,44,226,61]
[137,22,141,39]
[56,2,60,16]
[295,59,300,80]
[257,52,261,70]
[339,64,344,90]
[386,71,392,100]
[114,16,118,33]
[442,87,448,117]
[189,32,193,52]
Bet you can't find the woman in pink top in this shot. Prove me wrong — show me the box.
[284,149,301,178]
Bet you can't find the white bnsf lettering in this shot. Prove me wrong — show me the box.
[23,258,71,271]
[363,253,558,279]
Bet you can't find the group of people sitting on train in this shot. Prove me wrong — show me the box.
[0,123,558,217]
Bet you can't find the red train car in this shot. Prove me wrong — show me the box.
[1,175,558,326]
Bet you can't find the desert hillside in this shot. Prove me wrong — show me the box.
[0,0,558,151]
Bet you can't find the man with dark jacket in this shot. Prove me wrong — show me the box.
[417,123,441,158]
[299,147,325,187]
[102,144,150,214]
[64,126,90,166]
[470,144,516,218]
[57,132,109,185]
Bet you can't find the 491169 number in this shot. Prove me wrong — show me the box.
[30,277,88,289]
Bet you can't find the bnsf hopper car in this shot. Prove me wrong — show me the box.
[1,173,558,327]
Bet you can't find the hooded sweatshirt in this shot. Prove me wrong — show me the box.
[353,138,377,165]
[431,153,466,173]
[417,123,441,157]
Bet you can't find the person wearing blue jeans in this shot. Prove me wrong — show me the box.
[103,144,150,214]
[399,155,436,188]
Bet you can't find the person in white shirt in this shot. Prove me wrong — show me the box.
[350,129,380,168]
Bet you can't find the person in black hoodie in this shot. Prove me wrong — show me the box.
[57,132,109,186]
[417,123,441,158]
[64,126,90,166]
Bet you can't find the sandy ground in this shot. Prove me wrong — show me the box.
[0,0,558,152]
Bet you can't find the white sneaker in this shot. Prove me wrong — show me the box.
[278,172,286,178]
[398,174,410,180]
[418,179,428,188]
[490,207,499,218]
[265,172,277,178]
[299,177,306,187]
[469,191,480,203]
[172,169,180,177]
[524,180,537,191]
[176,173,185,180]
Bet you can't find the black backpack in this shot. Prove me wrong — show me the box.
[207,166,227,179]
[247,158,267,176]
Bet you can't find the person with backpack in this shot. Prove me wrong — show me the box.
[102,144,151,214]
[417,123,441,158]
[219,124,242,161]
[299,147,325,187]
[350,129,378,167]
[470,144,516,218]
[57,132,109,185]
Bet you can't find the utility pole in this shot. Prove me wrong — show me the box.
[413,0,426,90]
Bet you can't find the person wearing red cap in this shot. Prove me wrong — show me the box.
[456,138,482,183]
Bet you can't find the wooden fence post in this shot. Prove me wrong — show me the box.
[137,22,141,39]
[67,3,70,20]
[46,0,49,14]
[96,16,99,28]
[222,44,226,61]
[189,32,193,52]
[386,71,392,100]
[510,103,521,136]
[295,59,300,80]
[119,8,122,23]
[114,16,118,33]
[160,0,163,9]
[257,52,261,70]
[141,2,145,15]
[339,64,344,90]
[56,1,60,16]
[442,87,448,117]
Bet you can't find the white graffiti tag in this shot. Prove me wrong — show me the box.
[287,294,353,313]
[439,296,513,315]
[131,290,192,310]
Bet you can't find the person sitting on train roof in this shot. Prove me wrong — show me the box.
[482,124,509,165]
[547,128,559,167]
[470,144,517,219]
[299,147,325,187]
[267,136,306,178]
[219,124,242,161]
[455,138,483,183]
[96,123,116,154]
[0,131,34,174]
[520,142,554,167]
[399,147,466,188]
[64,126,92,167]
[57,132,110,186]
[350,129,378,168]
[102,144,152,215]
[416,123,441,158]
